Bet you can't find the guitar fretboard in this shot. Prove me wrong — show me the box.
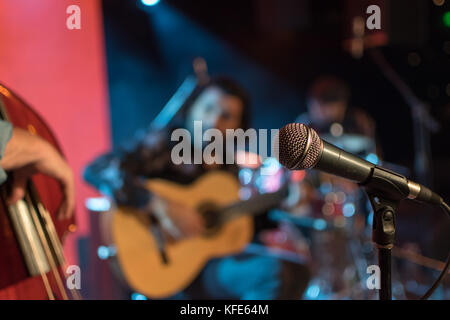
[217,186,288,224]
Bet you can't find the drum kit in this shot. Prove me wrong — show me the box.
[237,130,421,300]
[88,121,444,299]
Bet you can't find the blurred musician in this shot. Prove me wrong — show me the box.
[84,77,309,299]
[291,75,378,217]
[283,76,380,298]
[297,75,375,139]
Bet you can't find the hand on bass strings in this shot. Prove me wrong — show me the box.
[1,127,75,220]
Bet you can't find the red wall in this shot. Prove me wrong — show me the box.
[0,0,111,264]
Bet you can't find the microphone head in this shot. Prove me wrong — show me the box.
[276,123,323,170]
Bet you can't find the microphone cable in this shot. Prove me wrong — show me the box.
[420,201,450,300]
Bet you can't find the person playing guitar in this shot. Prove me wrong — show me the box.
[84,76,309,299]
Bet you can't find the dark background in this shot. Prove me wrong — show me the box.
[100,0,450,255]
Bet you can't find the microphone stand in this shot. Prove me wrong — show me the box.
[365,192,399,300]
[369,49,440,187]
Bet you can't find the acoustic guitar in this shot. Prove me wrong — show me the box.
[103,170,287,298]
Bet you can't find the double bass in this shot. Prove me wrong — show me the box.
[0,84,80,300]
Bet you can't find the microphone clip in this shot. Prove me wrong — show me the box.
[365,191,399,300]
[366,192,398,249]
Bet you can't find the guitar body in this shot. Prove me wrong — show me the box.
[110,171,253,298]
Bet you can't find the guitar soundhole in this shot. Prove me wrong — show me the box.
[197,202,221,236]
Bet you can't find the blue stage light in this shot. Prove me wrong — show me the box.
[85,197,111,212]
[131,292,148,300]
[97,246,109,260]
[141,0,160,6]
[239,168,253,185]
[305,284,321,299]
[342,202,355,217]
[365,153,379,165]
[313,219,327,231]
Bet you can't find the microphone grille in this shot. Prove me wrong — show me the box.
[276,123,323,170]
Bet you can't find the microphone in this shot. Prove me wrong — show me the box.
[276,123,442,205]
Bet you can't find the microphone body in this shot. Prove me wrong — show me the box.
[317,141,372,183]
[278,123,442,205]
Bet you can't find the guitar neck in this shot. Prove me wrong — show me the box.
[218,186,288,223]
